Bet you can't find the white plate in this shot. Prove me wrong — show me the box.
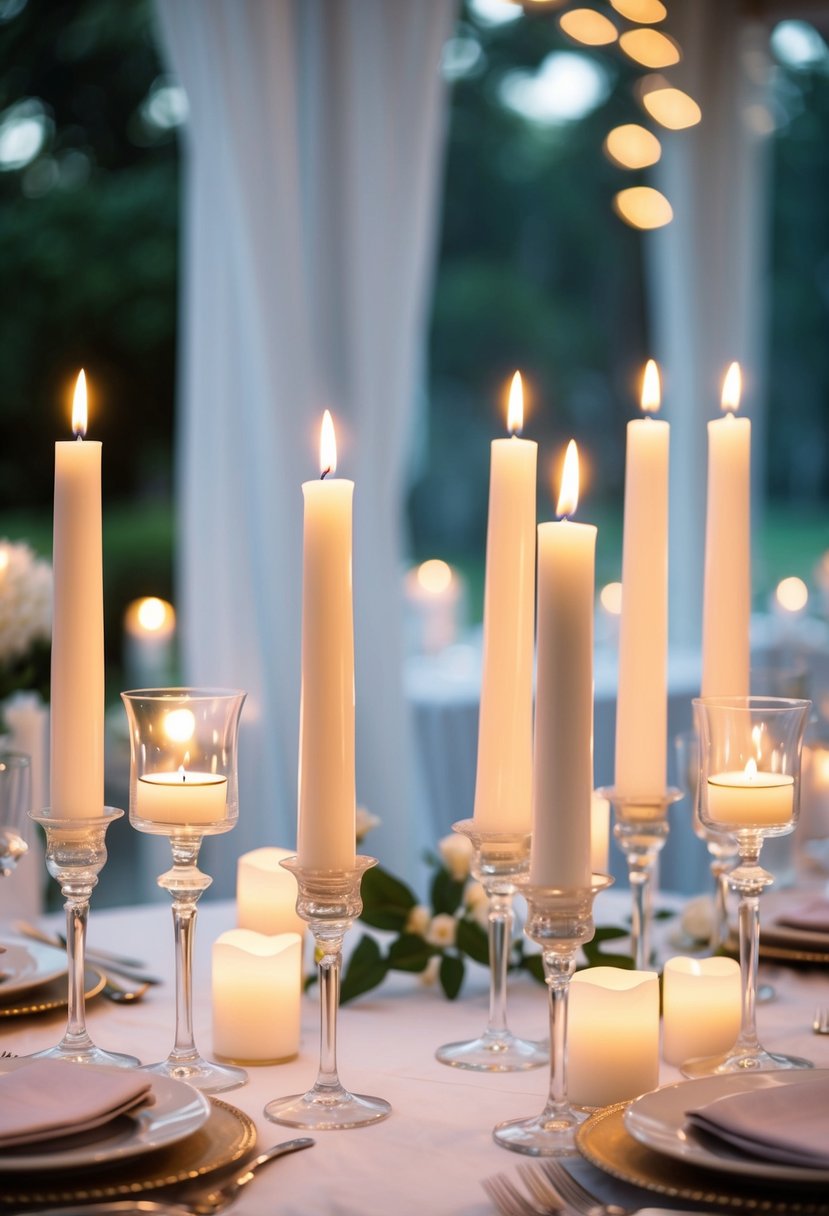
[0,1059,211,1172]
[624,1071,829,1184]
[0,939,67,999]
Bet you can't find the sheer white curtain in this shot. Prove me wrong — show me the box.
[154,0,456,894]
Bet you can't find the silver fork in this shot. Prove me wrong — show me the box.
[542,1160,633,1216]
[483,1172,551,1216]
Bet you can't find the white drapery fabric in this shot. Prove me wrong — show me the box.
[154,0,456,895]
[646,1,772,648]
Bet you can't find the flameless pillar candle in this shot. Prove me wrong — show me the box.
[590,792,610,874]
[702,363,750,698]
[237,847,305,937]
[297,411,356,870]
[567,967,660,1108]
[212,930,301,1063]
[50,370,105,819]
[530,442,595,888]
[662,956,741,1066]
[708,759,794,828]
[473,372,537,833]
[615,361,669,796]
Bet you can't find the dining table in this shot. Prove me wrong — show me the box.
[2,891,828,1215]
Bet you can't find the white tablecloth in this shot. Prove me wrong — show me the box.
[6,895,829,1215]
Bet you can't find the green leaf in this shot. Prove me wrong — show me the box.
[387,933,436,973]
[358,865,417,932]
[430,868,465,917]
[339,935,388,1004]
[456,917,489,966]
[439,953,465,1000]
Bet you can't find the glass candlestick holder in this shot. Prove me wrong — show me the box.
[493,872,613,1156]
[599,787,681,970]
[436,820,546,1072]
[265,855,391,1130]
[122,687,246,1094]
[29,807,139,1068]
[684,696,812,1077]
[0,753,30,877]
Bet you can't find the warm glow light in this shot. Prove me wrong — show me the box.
[507,371,524,435]
[0,547,7,575]
[604,124,661,169]
[600,582,623,615]
[613,186,673,229]
[641,84,701,129]
[776,577,809,613]
[619,29,679,68]
[319,409,337,477]
[164,708,196,745]
[610,0,666,22]
[136,597,172,633]
[560,8,618,46]
[417,559,453,596]
[72,369,87,437]
[721,361,742,413]
[556,440,580,518]
[641,359,661,413]
[745,758,758,781]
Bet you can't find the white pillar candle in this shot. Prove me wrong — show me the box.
[568,967,660,1107]
[237,847,305,937]
[136,770,228,826]
[702,363,750,698]
[297,411,356,870]
[50,370,105,819]
[662,955,741,1066]
[123,597,176,687]
[530,441,595,888]
[708,760,793,827]
[590,792,610,875]
[474,372,538,834]
[615,361,669,797]
[212,930,301,1063]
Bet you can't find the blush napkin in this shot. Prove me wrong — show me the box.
[686,1076,829,1169]
[0,1059,152,1149]
[776,897,829,934]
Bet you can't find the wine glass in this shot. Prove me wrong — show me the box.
[0,752,30,877]
[121,687,246,1093]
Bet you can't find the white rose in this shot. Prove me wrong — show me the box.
[681,894,715,944]
[355,806,380,842]
[438,833,474,882]
[405,904,432,937]
[426,912,457,949]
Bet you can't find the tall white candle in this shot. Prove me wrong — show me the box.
[615,360,669,797]
[473,372,537,834]
[530,441,595,888]
[50,370,105,819]
[297,411,356,870]
[702,362,750,698]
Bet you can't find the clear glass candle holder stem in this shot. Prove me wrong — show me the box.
[265,856,391,1130]
[436,820,546,1072]
[493,873,613,1157]
[600,787,681,970]
[28,808,138,1068]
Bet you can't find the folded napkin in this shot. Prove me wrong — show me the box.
[0,1059,152,1149]
[686,1077,829,1168]
[776,897,829,934]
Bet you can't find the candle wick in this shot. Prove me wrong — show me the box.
[320,467,332,480]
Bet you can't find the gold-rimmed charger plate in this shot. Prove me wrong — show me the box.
[0,1098,256,1208]
[0,967,105,1017]
[577,1100,829,1214]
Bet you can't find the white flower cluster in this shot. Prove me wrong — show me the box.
[0,541,52,665]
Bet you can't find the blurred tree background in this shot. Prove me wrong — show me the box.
[0,0,826,663]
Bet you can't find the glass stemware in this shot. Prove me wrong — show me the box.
[121,687,246,1093]
[684,695,812,1077]
[0,752,30,877]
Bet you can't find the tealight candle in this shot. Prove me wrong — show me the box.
[567,967,659,1107]
[662,956,740,1066]
[212,930,301,1063]
[136,770,228,826]
[237,847,305,937]
[708,760,794,828]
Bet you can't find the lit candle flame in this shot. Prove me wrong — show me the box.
[721,362,741,413]
[72,369,87,438]
[641,359,661,414]
[745,757,758,781]
[556,440,580,518]
[320,409,337,478]
[165,708,196,744]
[507,371,523,436]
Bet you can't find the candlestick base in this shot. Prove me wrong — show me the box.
[28,808,139,1068]
[436,820,546,1073]
[599,787,681,970]
[264,856,391,1130]
[493,873,613,1157]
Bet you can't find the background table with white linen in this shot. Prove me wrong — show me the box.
[4,895,829,1215]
